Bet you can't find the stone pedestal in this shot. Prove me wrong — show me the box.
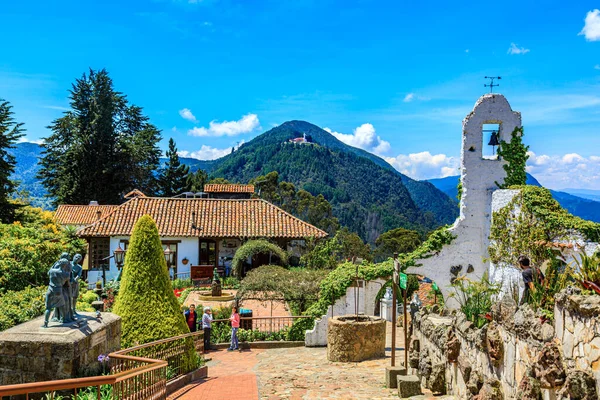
[0,312,121,385]
[211,281,222,297]
[397,375,422,398]
[386,366,407,388]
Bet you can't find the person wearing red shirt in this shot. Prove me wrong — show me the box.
[184,304,198,332]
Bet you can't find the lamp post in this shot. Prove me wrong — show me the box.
[113,244,125,282]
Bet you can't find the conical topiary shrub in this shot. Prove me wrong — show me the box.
[113,215,192,348]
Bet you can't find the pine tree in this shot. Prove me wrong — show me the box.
[38,69,161,205]
[158,138,189,197]
[0,99,25,222]
[185,169,208,193]
[113,215,196,355]
[497,127,530,188]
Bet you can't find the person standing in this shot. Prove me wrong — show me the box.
[184,304,198,332]
[519,255,545,305]
[202,307,213,352]
[228,306,240,351]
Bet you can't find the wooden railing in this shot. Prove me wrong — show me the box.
[0,331,204,400]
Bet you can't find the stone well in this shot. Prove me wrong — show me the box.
[327,315,386,362]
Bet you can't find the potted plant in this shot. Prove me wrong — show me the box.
[182,257,189,265]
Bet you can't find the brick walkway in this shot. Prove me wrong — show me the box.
[170,348,263,400]
[172,323,454,400]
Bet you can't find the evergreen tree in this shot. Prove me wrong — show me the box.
[497,126,530,188]
[158,138,189,197]
[185,169,208,193]
[113,215,196,357]
[0,99,25,222]
[38,69,161,205]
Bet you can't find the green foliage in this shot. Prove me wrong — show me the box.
[450,274,500,328]
[232,239,288,276]
[72,385,113,400]
[489,186,600,268]
[238,265,327,314]
[0,206,86,293]
[572,252,600,290]
[38,68,162,205]
[171,278,192,290]
[185,169,208,193]
[457,179,463,202]
[251,171,339,235]
[209,121,458,242]
[300,237,340,269]
[222,276,240,289]
[158,138,189,197]
[0,99,25,222]
[333,227,372,262]
[113,215,194,370]
[496,127,530,188]
[291,226,455,333]
[374,227,422,262]
[0,286,46,331]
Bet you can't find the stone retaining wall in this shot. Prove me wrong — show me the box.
[412,289,600,399]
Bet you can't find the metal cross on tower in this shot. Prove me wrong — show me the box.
[484,76,501,93]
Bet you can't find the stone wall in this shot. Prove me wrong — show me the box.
[327,316,386,362]
[0,312,121,385]
[305,278,385,346]
[412,290,600,399]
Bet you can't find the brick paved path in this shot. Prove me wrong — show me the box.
[170,348,263,400]
[173,323,455,400]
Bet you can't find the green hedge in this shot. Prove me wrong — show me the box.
[113,215,197,370]
[0,286,46,331]
[232,239,288,276]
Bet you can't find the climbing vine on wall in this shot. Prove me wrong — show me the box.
[489,185,600,268]
[496,126,529,188]
[288,227,456,336]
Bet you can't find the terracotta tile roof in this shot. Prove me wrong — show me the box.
[204,184,255,194]
[76,197,328,239]
[416,282,436,307]
[124,189,147,199]
[55,205,119,226]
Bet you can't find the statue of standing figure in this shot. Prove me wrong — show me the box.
[71,254,83,315]
[42,254,72,328]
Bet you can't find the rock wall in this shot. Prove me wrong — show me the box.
[412,290,600,399]
[0,313,121,385]
[327,316,386,362]
[305,278,385,346]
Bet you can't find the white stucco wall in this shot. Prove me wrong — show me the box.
[86,236,200,285]
[406,94,522,308]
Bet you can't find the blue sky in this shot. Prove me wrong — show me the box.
[1,1,599,189]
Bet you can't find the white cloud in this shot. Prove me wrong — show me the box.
[595,65,600,70]
[579,9,600,41]
[178,141,245,160]
[324,123,391,155]
[404,93,415,102]
[526,151,600,189]
[188,114,260,137]
[384,151,459,180]
[507,43,530,55]
[17,137,44,145]
[179,108,197,122]
[465,49,469,53]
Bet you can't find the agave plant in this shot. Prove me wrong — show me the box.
[571,252,600,295]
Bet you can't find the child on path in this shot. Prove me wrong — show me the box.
[228,306,240,351]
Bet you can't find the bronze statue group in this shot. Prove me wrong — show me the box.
[43,253,83,328]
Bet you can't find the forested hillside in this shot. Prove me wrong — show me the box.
[208,121,458,242]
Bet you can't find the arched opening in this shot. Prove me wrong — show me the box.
[372,274,443,316]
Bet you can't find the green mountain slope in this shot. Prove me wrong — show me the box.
[208,121,459,242]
